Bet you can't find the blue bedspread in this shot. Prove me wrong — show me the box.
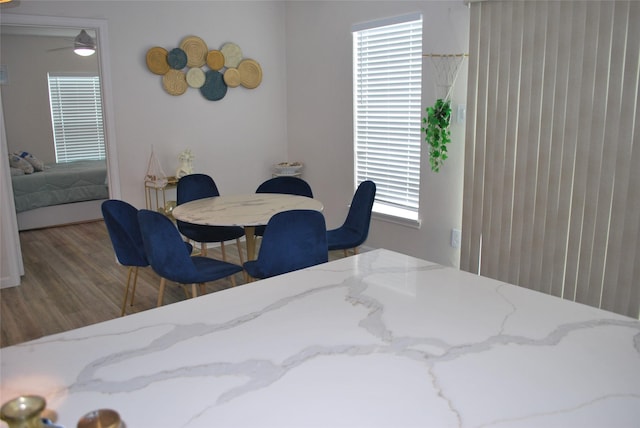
[12,160,109,213]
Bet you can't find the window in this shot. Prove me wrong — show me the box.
[353,13,423,224]
[48,73,105,162]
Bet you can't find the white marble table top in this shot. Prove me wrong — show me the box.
[1,249,639,427]
[171,193,324,227]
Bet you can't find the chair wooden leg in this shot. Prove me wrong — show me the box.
[199,283,206,295]
[221,241,227,261]
[353,247,359,255]
[121,267,135,317]
[157,277,166,307]
[343,249,348,257]
[129,266,140,307]
[236,238,248,283]
[236,238,245,264]
[192,283,198,298]
[230,274,237,287]
[201,242,207,257]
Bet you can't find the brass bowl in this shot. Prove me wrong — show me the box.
[77,409,121,428]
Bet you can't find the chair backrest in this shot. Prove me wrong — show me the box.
[255,176,313,198]
[177,173,220,205]
[137,209,200,283]
[101,199,148,267]
[253,209,328,278]
[343,180,376,242]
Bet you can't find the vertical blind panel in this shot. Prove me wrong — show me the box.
[354,17,422,213]
[462,1,640,318]
[461,5,480,274]
[603,1,640,316]
[48,74,105,163]
[579,2,615,309]
[530,0,560,294]
[565,2,598,303]
[609,0,640,316]
[589,2,626,310]
[541,0,571,298]
[482,2,506,280]
[489,3,515,282]
[520,1,549,291]
[461,3,488,275]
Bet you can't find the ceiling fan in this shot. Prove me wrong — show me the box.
[47,29,97,56]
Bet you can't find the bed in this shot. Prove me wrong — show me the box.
[11,160,109,230]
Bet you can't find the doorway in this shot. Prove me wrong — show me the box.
[0,14,120,287]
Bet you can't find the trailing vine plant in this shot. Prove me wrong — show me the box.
[421,98,452,172]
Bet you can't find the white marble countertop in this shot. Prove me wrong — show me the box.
[1,249,639,427]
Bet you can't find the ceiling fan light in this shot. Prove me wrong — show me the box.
[74,29,96,56]
[74,47,96,56]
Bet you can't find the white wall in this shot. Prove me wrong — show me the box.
[3,1,469,268]
[285,1,469,267]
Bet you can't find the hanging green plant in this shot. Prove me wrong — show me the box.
[422,98,452,172]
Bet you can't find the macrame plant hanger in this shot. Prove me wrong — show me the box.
[423,53,467,101]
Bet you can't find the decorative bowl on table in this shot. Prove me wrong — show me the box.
[273,161,303,175]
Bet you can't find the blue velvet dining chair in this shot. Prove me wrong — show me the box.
[138,209,244,306]
[102,199,193,316]
[327,180,376,257]
[102,199,149,316]
[243,209,328,280]
[177,174,245,263]
[254,176,314,237]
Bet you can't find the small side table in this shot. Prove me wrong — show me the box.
[145,176,179,216]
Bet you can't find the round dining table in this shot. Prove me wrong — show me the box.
[172,193,324,260]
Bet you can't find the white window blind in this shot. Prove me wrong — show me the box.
[353,14,423,220]
[48,73,105,163]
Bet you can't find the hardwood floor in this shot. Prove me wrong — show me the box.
[1,220,345,348]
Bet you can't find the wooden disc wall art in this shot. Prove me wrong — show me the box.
[145,35,263,101]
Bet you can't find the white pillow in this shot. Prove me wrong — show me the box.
[16,151,45,171]
[8,153,34,174]
[10,167,25,176]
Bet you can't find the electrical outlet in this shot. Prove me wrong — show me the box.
[457,105,466,124]
[451,228,462,248]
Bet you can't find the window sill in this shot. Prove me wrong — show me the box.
[372,203,421,229]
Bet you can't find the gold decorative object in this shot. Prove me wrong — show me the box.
[0,395,46,428]
[223,68,241,88]
[146,47,170,75]
[179,36,208,68]
[238,59,263,89]
[206,50,225,70]
[162,69,188,96]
